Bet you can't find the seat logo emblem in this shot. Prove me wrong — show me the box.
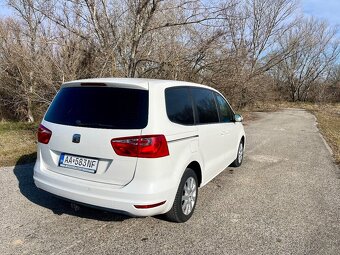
[72,134,81,143]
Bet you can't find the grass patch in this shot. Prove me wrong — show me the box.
[0,121,37,167]
[309,105,340,165]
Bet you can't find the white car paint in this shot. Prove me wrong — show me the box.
[34,78,245,218]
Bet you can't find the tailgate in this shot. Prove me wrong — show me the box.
[39,121,141,186]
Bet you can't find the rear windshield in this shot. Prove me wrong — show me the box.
[44,87,148,129]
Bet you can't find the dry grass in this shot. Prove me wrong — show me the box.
[0,122,37,167]
[309,104,340,165]
[240,102,340,165]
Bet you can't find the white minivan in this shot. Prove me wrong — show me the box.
[34,78,245,222]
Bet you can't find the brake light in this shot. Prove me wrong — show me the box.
[80,82,106,86]
[111,135,169,158]
[38,124,52,144]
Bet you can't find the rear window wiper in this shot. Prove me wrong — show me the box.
[74,121,115,128]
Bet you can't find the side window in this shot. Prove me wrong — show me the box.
[215,93,234,123]
[191,88,219,124]
[165,87,194,125]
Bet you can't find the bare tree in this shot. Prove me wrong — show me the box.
[5,1,39,121]
[273,18,340,101]
[0,0,339,121]
[202,0,298,107]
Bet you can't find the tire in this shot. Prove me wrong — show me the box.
[165,168,198,223]
[230,140,244,167]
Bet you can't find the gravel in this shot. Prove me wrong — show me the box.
[1,108,339,255]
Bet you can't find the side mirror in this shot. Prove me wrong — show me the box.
[234,114,243,122]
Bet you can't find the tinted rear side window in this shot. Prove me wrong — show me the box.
[215,93,234,122]
[45,87,148,129]
[165,87,194,125]
[191,88,219,124]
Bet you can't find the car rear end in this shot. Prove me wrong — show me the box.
[33,79,175,216]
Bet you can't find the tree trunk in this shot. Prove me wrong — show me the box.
[27,95,34,123]
[26,83,34,123]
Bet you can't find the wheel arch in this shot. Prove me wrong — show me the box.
[187,161,202,187]
[241,135,245,145]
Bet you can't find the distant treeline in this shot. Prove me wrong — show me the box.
[0,0,339,121]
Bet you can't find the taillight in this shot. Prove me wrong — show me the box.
[111,135,169,158]
[38,124,52,144]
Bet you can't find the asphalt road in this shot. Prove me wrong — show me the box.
[1,109,340,255]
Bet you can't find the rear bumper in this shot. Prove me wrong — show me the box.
[33,161,175,217]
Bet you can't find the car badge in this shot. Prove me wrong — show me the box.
[72,134,81,143]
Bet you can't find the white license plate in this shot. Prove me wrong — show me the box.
[59,154,99,173]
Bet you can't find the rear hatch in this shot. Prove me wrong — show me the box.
[39,85,148,186]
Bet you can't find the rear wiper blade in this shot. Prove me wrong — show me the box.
[75,121,115,128]
[96,123,116,128]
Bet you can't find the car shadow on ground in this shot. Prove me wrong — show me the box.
[13,154,131,222]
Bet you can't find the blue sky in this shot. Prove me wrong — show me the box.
[0,0,339,28]
[0,0,11,17]
[301,0,340,27]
